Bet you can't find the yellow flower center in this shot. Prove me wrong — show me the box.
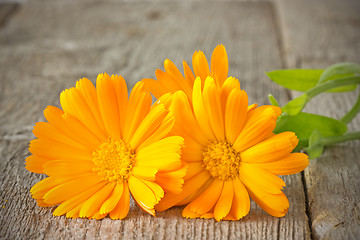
[203,141,241,181]
[92,138,135,183]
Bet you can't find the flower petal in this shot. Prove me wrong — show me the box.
[233,105,281,152]
[253,153,309,175]
[128,176,157,216]
[214,180,234,221]
[96,73,121,140]
[188,178,223,215]
[53,181,106,217]
[225,89,248,144]
[239,163,285,195]
[109,183,130,220]
[241,132,299,163]
[192,50,210,82]
[230,177,250,220]
[171,90,209,145]
[100,183,124,215]
[43,160,94,177]
[43,173,102,205]
[123,81,152,143]
[211,44,228,86]
[129,104,167,150]
[192,77,215,140]
[202,76,225,141]
[164,59,193,97]
[155,170,211,211]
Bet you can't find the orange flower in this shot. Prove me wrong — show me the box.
[143,44,228,100]
[26,73,186,219]
[155,76,309,221]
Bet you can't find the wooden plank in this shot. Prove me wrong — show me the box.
[276,0,360,239]
[0,3,17,27]
[0,1,310,239]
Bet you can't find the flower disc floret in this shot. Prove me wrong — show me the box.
[92,138,135,183]
[203,141,240,181]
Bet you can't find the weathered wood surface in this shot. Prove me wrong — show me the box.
[276,0,360,239]
[0,0,358,239]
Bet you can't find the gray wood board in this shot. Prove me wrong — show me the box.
[0,0,311,239]
[276,0,360,239]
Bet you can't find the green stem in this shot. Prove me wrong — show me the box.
[320,131,360,146]
[341,92,360,124]
[296,131,360,151]
[307,76,360,98]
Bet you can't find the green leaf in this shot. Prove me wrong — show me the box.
[319,62,360,92]
[268,94,279,106]
[274,112,347,140]
[266,69,323,92]
[305,130,324,159]
[281,94,309,116]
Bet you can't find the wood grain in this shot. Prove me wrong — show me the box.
[276,0,360,239]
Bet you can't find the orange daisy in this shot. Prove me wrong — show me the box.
[155,76,309,221]
[26,73,186,219]
[143,44,228,100]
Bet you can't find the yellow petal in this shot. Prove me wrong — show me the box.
[137,111,175,151]
[214,180,234,221]
[135,136,183,171]
[29,139,92,161]
[31,176,72,200]
[142,78,167,99]
[253,153,309,175]
[188,178,223,215]
[25,155,49,174]
[132,166,158,181]
[156,163,187,194]
[43,160,94,177]
[231,177,250,220]
[129,104,167,150]
[79,182,116,218]
[192,50,210,82]
[184,162,204,181]
[211,44,228,86]
[141,179,164,203]
[182,204,201,219]
[241,132,299,163]
[171,90,209,145]
[75,78,107,137]
[53,181,107,217]
[220,77,241,112]
[239,163,285,194]
[32,122,86,151]
[128,175,157,215]
[96,73,121,139]
[233,105,281,152]
[247,188,289,217]
[192,77,215,140]
[111,74,128,138]
[123,81,152,143]
[109,183,130,219]
[43,173,102,205]
[155,170,211,211]
[60,87,106,140]
[181,137,204,163]
[183,60,195,91]
[156,69,183,93]
[164,59,192,97]
[202,76,225,141]
[225,89,248,144]
[100,183,124,215]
